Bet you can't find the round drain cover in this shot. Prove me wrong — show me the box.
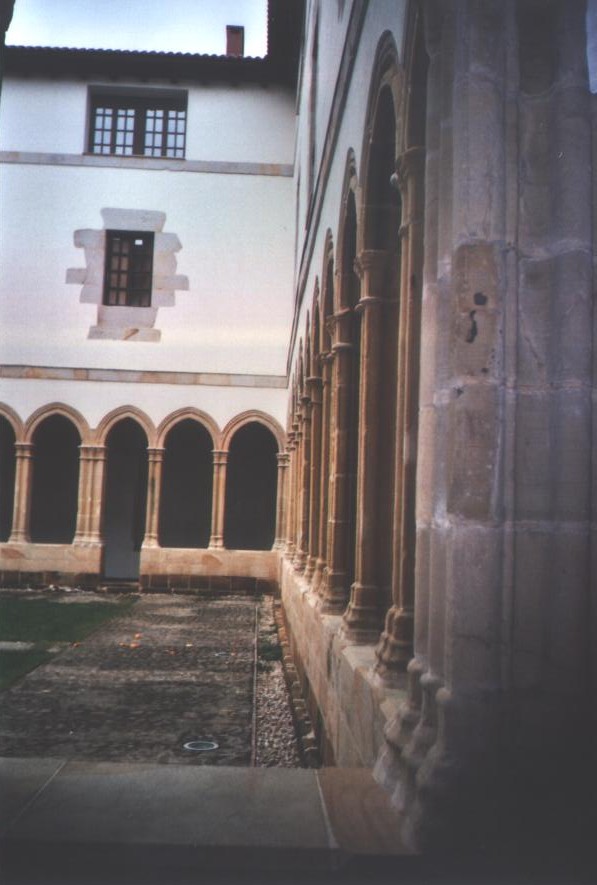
[183,740,219,752]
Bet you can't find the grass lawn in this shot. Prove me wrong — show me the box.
[0,596,136,643]
[0,595,136,690]
[0,649,52,691]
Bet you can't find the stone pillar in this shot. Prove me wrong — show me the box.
[320,305,354,613]
[294,392,311,573]
[313,350,333,595]
[142,447,165,548]
[291,412,303,565]
[304,374,322,580]
[273,452,289,550]
[209,450,227,549]
[285,431,297,557]
[376,146,426,679]
[8,442,33,542]
[342,250,390,643]
[74,445,106,544]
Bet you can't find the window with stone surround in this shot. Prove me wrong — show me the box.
[66,209,188,342]
[104,231,154,307]
[88,88,187,158]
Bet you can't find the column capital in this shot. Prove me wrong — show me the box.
[14,442,34,456]
[212,449,228,466]
[306,375,323,404]
[395,145,425,186]
[79,444,107,460]
[147,447,165,460]
[355,248,391,277]
[276,452,290,467]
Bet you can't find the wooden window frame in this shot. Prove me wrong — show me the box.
[103,230,155,307]
[88,91,187,158]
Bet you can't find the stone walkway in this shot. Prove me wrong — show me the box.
[0,592,280,766]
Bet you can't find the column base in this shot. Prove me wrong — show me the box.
[293,550,307,573]
[303,555,317,581]
[375,606,414,683]
[319,569,350,614]
[341,582,383,644]
[208,536,225,549]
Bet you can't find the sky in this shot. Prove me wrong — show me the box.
[6,0,269,57]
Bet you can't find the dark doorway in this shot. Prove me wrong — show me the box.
[30,415,80,543]
[159,420,213,548]
[0,418,16,541]
[102,419,148,579]
[224,423,278,550]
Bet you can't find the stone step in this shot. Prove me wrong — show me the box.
[0,757,409,883]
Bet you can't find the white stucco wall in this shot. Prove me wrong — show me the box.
[0,377,288,433]
[0,77,296,164]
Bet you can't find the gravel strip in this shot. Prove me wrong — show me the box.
[254,595,301,768]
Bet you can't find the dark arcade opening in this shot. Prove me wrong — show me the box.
[29,415,80,544]
[0,417,16,541]
[224,422,278,551]
[102,418,148,579]
[158,419,213,548]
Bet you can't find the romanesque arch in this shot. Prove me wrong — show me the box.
[0,408,19,541]
[222,412,282,551]
[158,418,214,549]
[320,153,361,614]
[340,32,403,642]
[312,233,335,594]
[24,402,90,444]
[95,405,155,447]
[29,413,81,543]
[102,417,149,579]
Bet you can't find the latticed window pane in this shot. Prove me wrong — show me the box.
[103,232,154,307]
[89,93,187,158]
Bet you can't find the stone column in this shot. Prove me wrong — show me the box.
[142,447,165,548]
[376,146,426,679]
[74,445,106,544]
[285,431,297,557]
[320,305,354,613]
[313,350,333,595]
[291,412,303,565]
[294,392,311,573]
[8,442,33,542]
[342,250,390,643]
[209,450,227,548]
[304,374,322,580]
[273,452,289,550]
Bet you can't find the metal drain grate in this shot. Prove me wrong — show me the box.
[183,740,219,752]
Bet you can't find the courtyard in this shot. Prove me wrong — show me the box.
[0,589,300,767]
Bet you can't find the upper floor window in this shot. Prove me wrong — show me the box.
[88,89,187,158]
[103,231,154,307]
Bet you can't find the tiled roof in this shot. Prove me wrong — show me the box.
[3,44,291,85]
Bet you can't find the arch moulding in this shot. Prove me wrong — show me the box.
[156,408,221,450]
[94,406,156,447]
[221,410,285,454]
[24,402,90,444]
[0,403,24,441]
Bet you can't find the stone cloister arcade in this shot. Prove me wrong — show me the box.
[0,403,284,584]
[281,23,427,691]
